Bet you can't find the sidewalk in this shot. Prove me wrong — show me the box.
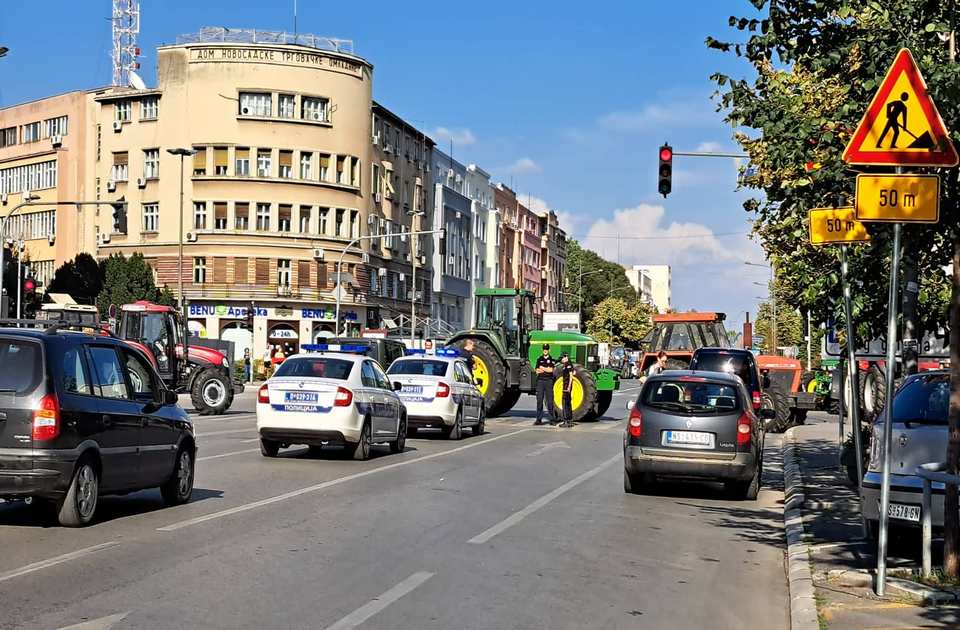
[790,412,960,628]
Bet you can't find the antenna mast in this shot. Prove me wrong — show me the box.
[112,0,141,86]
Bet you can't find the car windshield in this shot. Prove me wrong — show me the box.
[690,352,756,390]
[893,374,950,425]
[642,379,741,415]
[274,357,354,380]
[387,359,449,377]
[0,338,42,395]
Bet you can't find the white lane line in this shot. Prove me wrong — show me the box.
[616,385,644,393]
[526,441,570,457]
[190,413,256,424]
[195,428,255,438]
[467,454,620,545]
[197,448,260,462]
[0,541,120,583]
[324,571,434,630]
[241,438,261,443]
[158,428,535,532]
[59,612,130,630]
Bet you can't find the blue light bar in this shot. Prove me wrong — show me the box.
[404,349,426,355]
[302,343,370,354]
[436,348,460,357]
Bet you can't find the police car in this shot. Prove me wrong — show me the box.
[386,349,484,439]
[256,344,407,460]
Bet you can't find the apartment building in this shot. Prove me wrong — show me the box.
[494,183,520,290]
[431,148,472,331]
[465,163,492,324]
[626,264,670,312]
[538,209,566,313]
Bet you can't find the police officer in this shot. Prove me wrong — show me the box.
[559,352,575,427]
[461,339,477,376]
[534,344,556,425]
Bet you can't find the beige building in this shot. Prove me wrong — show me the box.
[626,264,670,312]
[538,210,566,313]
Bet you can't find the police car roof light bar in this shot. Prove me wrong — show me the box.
[301,343,370,354]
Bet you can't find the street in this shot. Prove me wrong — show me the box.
[0,384,788,630]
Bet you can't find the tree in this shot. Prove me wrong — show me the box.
[44,253,103,304]
[157,285,177,307]
[585,298,653,345]
[709,1,960,575]
[97,253,163,315]
[754,301,803,355]
[564,240,639,323]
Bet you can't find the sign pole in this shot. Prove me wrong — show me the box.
[841,245,865,506]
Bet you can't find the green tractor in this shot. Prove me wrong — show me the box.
[447,288,620,421]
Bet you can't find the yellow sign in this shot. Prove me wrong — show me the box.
[855,174,939,223]
[843,49,958,167]
[809,208,870,246]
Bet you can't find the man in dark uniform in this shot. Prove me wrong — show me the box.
[534,344,556,425]
[461,339,477,376]
[559,352,575,427]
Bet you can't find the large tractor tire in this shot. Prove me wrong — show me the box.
[491,389,521,417]
[595,390,613,418]
[459,339,509,417]
[191,367,233,415]
[802,371,817,393]
[860,364,887,421]
[553,365,599,423]
[765,389,791,433]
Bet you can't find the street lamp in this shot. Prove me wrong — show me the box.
[570,261,604,331]
[407,209,425,345]
[745,261,776,354]
[167,148,195,328]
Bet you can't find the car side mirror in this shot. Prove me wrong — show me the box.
[626,400,635,411]
[162,389,179,406]
[762,376,771,389]
[392,381,403,391]
[759,408,776,420]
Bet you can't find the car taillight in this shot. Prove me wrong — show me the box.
[737,413,751,446]
[258,384,269,404]
[752,391,761,410]
[334,387,354,407]
[32,394,60,441]
[628,406,642,438]
[436,382,451,398]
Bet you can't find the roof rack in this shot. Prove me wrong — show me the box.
[0,319,113,337]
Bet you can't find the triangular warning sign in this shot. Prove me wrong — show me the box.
[843,48,958,167]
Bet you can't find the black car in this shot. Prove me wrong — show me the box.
[689,347,767,411]
[0,327,195,527]
[326,337,407,370]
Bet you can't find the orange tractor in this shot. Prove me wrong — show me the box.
[638,312,730,374]
[755,355,817,432]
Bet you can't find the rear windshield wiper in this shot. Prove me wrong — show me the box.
[649,401,689,413]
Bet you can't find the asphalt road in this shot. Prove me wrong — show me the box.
[0,382,789,630]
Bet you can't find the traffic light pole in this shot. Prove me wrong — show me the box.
[671,151,750,158]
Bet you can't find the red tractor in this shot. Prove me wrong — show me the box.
[638,312,730,374]
[117,301,238,415]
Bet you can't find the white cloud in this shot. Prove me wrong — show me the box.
[519,194,550,214]
[596,100,716,133]
[696,141,723,152]
[431,126,476,146]
[505,157,541,175]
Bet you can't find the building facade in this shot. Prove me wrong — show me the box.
[538,209,566,313]
[517,198,542,316]
[430,148,472,332]
[494,183,519,290]
[464,164,492,325]
[626,264,670,312]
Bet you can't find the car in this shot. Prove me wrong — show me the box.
[256,344,407,460]
[0,325,195,527]
[325,337,407,370]
[386,349,485,439]
[689,347,766,412]
[623,370,774,500]
[862,370,950,538]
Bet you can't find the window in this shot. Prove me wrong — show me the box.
[142,203,159,232]
[193,202,207,230]
[318,207,329,235]
[257,149,272,177]
[298,261,311,288]
[115,101,132,122]
[360,361,378,388]
[0,160,57,194]
[299,206,311,233]
[234,257,249,283]
[235,148,250,176]
[384,220,395,249]
[301,96,328,122]
[143,149,159,179]
[387,359,449,377]
[111,152,129,181]
[279,151,293,178]
[62,347,92,395]
[319,154,330,181]
[278,94,296,118]
[214,202,227,230]
[45,116,68,137]
[256,203,271,231]
[5,209,56,241]
[278,259,291,287]
[276,357,354,380]
[372,164,381,196]
[141,97,159,119]
[88,346,130,400]
[350,210,360,239]
[335,209,345,237]
[351,158,360,187]
[278,205,292,232]
[300,152,312,179]
[235,202,250,230]
[369,270,379,295]
[21,121,41,143]
[239,92,271,117]
[192,148,206,176]
[193,257,207,283]
[214,147,228,175]
[336,156,346,184]
[0,127,17,148]
[317,261,328,288]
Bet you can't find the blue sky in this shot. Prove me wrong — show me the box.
[0,0,770,330]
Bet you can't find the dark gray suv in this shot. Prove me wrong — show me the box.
[623,370,774,500]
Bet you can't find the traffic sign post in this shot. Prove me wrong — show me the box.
[809,207,870,245]
[855,174,940,223]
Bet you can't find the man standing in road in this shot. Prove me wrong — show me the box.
[559,352,575,428]
[243,348,252,383]
[534,344,556,425]
[647,351,668,378]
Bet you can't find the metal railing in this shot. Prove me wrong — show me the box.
[176,27,354,54]
[917,462,957,577]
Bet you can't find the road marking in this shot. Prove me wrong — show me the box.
[467,453,620,544]
[0,542,120,584]
[197,448,260,462]
[324,571,434,630]
[526,441,570,457]
[590,422,623,431]
[616,385,644,393]
[59,613,130,630]
[241,438,261,443]
[158,428,535,532]
[195,428,255,438]
[189,413,256,424]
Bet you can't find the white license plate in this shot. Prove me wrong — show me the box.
[402,385,423,394]
[886,502,921,523]
[664,430,714,448]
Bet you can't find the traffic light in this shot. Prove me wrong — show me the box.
[111,196,128,234]
[658,144,673,198]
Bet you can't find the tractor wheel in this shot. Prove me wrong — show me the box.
[455,339,508,417]
[802,371,817,394]
[766,389,791,433]
[553,365,598,423]
[664,358,689,371]
[595,390,613,418]
[788,409,808,427]
[860,364,887,421]
[190,368,232,415]
[490,389,521,418]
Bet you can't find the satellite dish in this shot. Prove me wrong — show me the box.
[129,71,146,90]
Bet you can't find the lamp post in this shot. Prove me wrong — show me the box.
[571,261,604,331]
[167,148,196,328]
[408,209,425,345]
[746,261,776,354]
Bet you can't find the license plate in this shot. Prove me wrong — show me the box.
[664,430,714,448]
[886,502,921,523]
[402,385,423,394]
[285,391,318,403]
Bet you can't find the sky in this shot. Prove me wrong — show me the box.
[0,0,771,331]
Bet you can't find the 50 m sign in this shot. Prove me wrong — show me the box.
[855,174,939,223]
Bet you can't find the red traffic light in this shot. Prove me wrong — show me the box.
[659,147,673,162]
[24,279,35,293]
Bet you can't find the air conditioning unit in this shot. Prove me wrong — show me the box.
[312,112,322,121]
[448,255,455,265]
[99,232,111,245]
[312,248,325,261]
[1,193,7,205]
[361,253,370,264]
[48,233,56,246]
[112,120,122,132]
[51,134,63,149]
[447,169,454,178]
[137,177,146,188]
[374,193,382,204]
[372,133,380,146]
[106,180,117,192]
[399,273,405,281]
[418,255,426,265]
[378,268,387,277]
[367,215,377,226]
[455,211,462,219]
[185,231,198,243]
[240,106,251,115]
[384,144,393,154]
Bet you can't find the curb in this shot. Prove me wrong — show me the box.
[782,428,820,630]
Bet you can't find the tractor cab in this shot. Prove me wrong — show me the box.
[474,288,536,356]
[118,301,185,383]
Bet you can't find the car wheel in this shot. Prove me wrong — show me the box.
[260,438,280,458]
[390,416,407,454]
[447,407,463,440]
[726,467,760,501]
[58,459,99,527]
[624,469,650,495]
[191,367,232,416]
[473,404,486,436]
[161,448,195,505]
[352,419,372,461]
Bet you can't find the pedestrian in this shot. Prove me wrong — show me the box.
[559,352,575,427]
[243,348,251,383]
[461,338,477,376]
[647,351,668,378]
[534,344,556,425]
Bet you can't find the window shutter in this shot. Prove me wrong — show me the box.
[193,149,205,170]
[113,152,128,165]
[234,257,248,283]
[236,148,250,160]
[317,262,328,288]
[214,148,228,168]
[298,261,311,288]
[213,257,226,283]
[279,151,292,167]
[256,258,269,284]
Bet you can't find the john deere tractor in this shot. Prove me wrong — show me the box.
[447,288,620,420]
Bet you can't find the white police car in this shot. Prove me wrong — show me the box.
[386,349,484,439]
[256,344,407,460]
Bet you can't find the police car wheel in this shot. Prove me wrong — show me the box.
[447,408,463,440]
[473,406,485,436]
[352,419,372,461]
[390,416,407,454]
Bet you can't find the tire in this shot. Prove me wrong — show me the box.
[452,338,508,417]
[390,416,407,454]
[801,371,816,393]
[352,418,372,461]
[553,365,598,424]
[58,459,99,527]
[595,390,613,418]
[446,407,463,440]
[766,389,791,433]
[860,364,887,421]
[260,438,280,458]
[490,389,521,417]
[473,404,486,436]
[727,466,760,501]
[190,367,232,416]
[788,409,808,427]
[161,447,195,505]
[624,469,652,494]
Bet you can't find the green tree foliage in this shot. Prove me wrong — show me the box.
[44,253,103,304]
[157,285,177,307]
[96,253,163,315]
[754,301,803,355]
[564,240,639,322]
[585,297,653,345]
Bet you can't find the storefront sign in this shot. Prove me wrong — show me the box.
[269,327,299,340]
[189,304,266,318]
[301,308,336,320]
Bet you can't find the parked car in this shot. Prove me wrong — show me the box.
[0,326,195,527]
[689,347,767,412]
[623,370,774,500]
[326,337,407,370]
[862,370,950,537]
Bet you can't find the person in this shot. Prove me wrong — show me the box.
[243,348,252,383]
[534,344,556,425]
[877,92,909,149]
[559,352,575,428]
[461,338,477,376]
[647,351,668,378]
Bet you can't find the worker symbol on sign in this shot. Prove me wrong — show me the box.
[876,92,935,150]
